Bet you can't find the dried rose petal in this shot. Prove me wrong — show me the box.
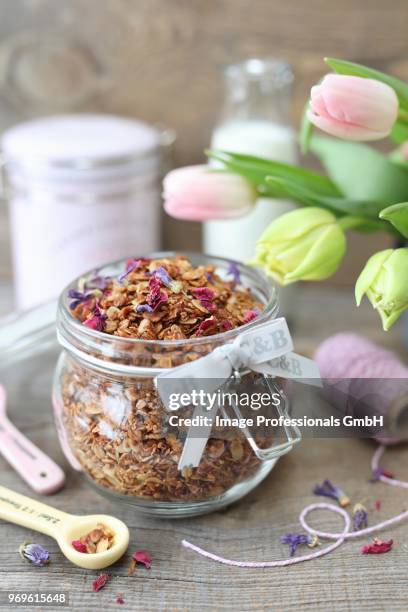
[72,540,88,553]
[132,550,152,569]
[92,573,109,592]
[192,287,216,313]
[116,596,125,605]
[374,500,382,511]
[361,538,393,554]
[196,316,218,336]
[220,320,233,331]
[243,308,260,324]
[84,306,106,331]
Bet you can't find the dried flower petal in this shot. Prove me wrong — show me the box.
[116,596,125,605]
[68,289,94,310]
[119,258,145,282]
[196,316,218,336]
[220,320,233,331]
[127,558,137,576]
[136,304,154,314]
[152,266,173,287]
[137,276,168,313]
[243,308,260,324]
[132,550,152,569]
[370,467,395,482]
[313,480,350,507]
[192,287,217,313]
[19,542,50,566]
[353,503,368,531]
[280,533,318,557]
[361,538,393,554]
[227,262,241,286]
[374,500,382,511]
[84,306,106,331]
[72,540,88,553]
[92,573,109,592]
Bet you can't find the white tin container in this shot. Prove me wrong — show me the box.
[2,114,169,310]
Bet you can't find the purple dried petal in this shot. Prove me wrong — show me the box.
[370,467,395,482]
[313,479,350,507]
[19,542,50,566]
[280,533,312,557]
[152,266,173,287]
[136,304,154,314]
[227,262,241,286]
[68,289,94,310]
[119,259,142,282]
[87,274,110,291]
[353,504,368,531]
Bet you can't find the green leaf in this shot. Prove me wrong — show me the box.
[390,120,408,144]
[310,135,408,207]
[207,150,342,197]
[324,57,408,111]
[264,176,388,221]
[379,202,408,238]
[299,103,313,154]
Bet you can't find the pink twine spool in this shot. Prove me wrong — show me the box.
[314,333,408,444]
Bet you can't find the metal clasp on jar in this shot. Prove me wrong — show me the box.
[225,372,301,461]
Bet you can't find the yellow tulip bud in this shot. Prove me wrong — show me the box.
[253,207,346,285]
[355,248,408,330]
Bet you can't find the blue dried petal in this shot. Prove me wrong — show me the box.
[313,479,350,507]
[227,262,241,286]
[280,533,311,557]
[136,304,154,314]
[19,542,50,566]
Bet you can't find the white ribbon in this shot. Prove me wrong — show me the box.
[156,318,321,469]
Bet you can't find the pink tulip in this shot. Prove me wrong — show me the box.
[307,74,398,141]
[163,165,257,221]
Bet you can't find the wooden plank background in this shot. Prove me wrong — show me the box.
[0,0,406,286]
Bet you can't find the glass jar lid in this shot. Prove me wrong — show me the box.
[1,114,162,186]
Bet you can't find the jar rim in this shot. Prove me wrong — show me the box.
[58,251,279,349]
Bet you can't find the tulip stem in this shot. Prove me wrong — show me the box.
[338,216,378,231]
[398,108,408,123]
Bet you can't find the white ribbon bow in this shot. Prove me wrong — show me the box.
[156,318,321,469]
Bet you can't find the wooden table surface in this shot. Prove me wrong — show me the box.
[0,285,407,611]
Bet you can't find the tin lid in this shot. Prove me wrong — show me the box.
[2,114,161,169]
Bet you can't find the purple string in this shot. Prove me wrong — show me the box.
[182,445,408,567]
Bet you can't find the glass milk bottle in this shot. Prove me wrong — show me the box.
[204,59,297,262]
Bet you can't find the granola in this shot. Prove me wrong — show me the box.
[57,256,274,504]
[72,523,115,554]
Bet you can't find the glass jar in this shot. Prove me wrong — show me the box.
[53,253,298,517]
[204,58,297,263]
[1,114,174,310]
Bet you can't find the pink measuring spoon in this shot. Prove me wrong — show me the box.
[0,385,65,494]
